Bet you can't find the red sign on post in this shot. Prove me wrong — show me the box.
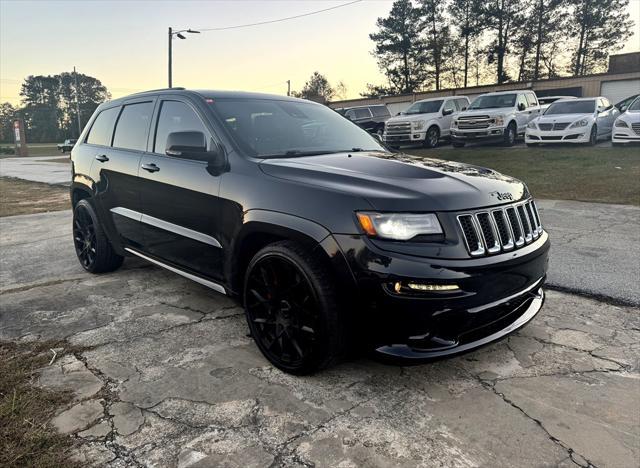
[13,119,28,157]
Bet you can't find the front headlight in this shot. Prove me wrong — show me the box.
[569,118,589,128]
[527,121,537,129]
[615,119,629,128]
[412,121,425,131]
[493,115,504,126]
[356,212,443,241]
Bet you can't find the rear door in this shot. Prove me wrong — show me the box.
[88,99,155,248]
[136,97,225,281]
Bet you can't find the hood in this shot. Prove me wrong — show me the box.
[619,110,640,123]
[387,112,440,124]
[458,107,512,117]
[259,152,528,212]
[536,113,593,123]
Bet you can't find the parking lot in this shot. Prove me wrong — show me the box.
[1,145,638,467]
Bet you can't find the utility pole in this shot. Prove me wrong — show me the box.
[286,80,291,96]
[168,27,200,88]
[74,66,82,136]
[168,27,173,88]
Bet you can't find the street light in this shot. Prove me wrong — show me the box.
[168,27,200,88]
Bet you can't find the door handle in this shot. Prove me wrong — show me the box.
[95,154,109,162]
[141,163,160,173]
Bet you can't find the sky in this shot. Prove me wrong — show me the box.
[1,0,639,105]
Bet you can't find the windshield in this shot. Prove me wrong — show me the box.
[210,99,386,158]
[545,100,595,115]
[628,98,640,112]
[405,100,443,115]
[468,94,517,110]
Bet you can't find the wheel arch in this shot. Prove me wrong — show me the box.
[227,210,356,301]
[70,182,93,207]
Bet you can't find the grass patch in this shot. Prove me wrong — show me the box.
[0,341,82,468]
[0,177,70,217]
[0,145,60,158]
[407,145,640,206]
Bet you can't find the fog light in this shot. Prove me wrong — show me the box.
[394,282,460,293]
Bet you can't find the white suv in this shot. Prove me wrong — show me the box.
[451,90,541,147]
[383,96,470,148]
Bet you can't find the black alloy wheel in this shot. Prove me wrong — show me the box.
[72,199,124,273]
[244,241,345,374]
[73,203,97,270]
[424,126,440,149]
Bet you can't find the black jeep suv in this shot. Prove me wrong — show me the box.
[70,89,549,374]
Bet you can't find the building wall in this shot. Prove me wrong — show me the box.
[330,70,640,114]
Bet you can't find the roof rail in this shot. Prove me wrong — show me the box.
[129,87,186,95]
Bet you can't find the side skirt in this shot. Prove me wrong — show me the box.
[124,247,226,295]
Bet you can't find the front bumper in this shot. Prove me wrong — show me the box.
[383,131,426,145]
[612,127,640,143]
[525,127,589,144]
[332,232,550,361]
[451,127,505,142]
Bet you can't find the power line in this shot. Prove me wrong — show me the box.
[196,0,362,32]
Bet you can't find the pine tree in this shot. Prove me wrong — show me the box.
[369,0,429,94]
[449,0,485,87]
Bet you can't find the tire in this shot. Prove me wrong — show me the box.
[503,123,517,147]
[423,126,440,149]
[587,125,597,146]
[452,141,465,148]
[243,240,346,374]
[73,199,124,273]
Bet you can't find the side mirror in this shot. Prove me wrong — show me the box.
[397,112,403,116]
[461,106,468,111]
[518,103,526,111]
[442,108,454,116]
[166,131,212,160]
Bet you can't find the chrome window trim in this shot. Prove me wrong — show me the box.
[111,207,222,248]
[125,248,226,294]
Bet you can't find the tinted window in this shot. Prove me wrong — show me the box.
[86,107,120,146]
[468,94,517,109]
[113,102,154,151]
[545,100,596,115]
[405,100,443,114]
[210,99,385,158]
[354,108,371,119]
[154,101,208,153]
[370,105,390,117]
[526,93,538,107]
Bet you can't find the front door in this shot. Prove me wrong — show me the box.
[137,98,224,281]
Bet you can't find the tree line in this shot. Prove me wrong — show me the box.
[363,0,633,97]
[0,72,110,143]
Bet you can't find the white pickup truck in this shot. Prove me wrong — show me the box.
[451,90,541,147]
[383,96,470,148]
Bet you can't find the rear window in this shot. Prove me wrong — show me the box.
[86,107,120,146]
[370,105,390,117]
[113,102,154,151]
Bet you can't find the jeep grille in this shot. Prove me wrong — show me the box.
[457,200,543,257]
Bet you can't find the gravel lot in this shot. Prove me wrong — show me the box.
[1,209,639,467]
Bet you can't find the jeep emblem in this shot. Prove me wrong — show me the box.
[490,191,514,201]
